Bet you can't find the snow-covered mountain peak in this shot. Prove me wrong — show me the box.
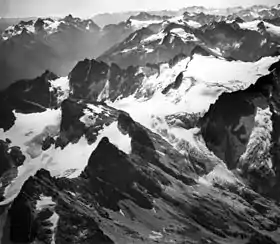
[1,15,100,40]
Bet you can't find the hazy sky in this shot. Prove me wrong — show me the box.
[0,0,279,18]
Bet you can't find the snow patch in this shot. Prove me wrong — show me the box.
[149,231,163,241]
[25,25,35,34]
[49,77,70,103]
[240,107,273,168]
[1,152,55,205]
[238,20,262,31]
[87,103,105,114]
[186,20,202,28]
[0,109,61,153]
[121,46,137,53]
[96,80,110,101]
[49,212,59,244]
[170,28,197,42]
[129,19,162,29]
[45,136,96,178]
[198,164,241,186]
[101,121,131,154]
[44,19,62,33]
[47,120,130,178]
[36,195,56,211]
[145,48,154,53]
[142,31,165,44]
[130,33,137,41]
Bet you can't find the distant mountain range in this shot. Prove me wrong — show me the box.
[0,4,280,90]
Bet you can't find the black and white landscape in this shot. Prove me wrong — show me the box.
[1,1,280,243]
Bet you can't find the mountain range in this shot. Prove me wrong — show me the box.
[0,4,280,244]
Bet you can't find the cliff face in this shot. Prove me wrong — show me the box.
[69,59,145,101]
[200,59,280,200]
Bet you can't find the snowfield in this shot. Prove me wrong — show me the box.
[112,55,279,130]
[0,109,62,154]
[0,108,132,204]
[239,20,280,37]
[129,19,163,29]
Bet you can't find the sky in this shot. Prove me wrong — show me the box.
[0,0,279,18]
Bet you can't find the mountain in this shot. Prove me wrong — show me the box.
[98,14,280,67]
[0,13,165,91]
[1,4,280,244]
[0,17,37,35]
[1,4,280,91]
[1,48,280,243]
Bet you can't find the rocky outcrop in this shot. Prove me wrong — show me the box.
[0,140,25,200]
[0,140,25,178]
[69,59,144,101]
[200,59,280,200]
[162,72,184,94]
[0,71,61,131]
[1,169,114,244]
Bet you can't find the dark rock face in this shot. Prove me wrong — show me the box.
[9,188,37,242]
[5,70,58,111]
[0,71,60,131]
[3,169,115,244]
[81,112,197,212]
[168,53,188,67]
[162,72,184,94]
[55,98,120,148]
[265,17,280,26]
[200,59,280,200]
[190,45,212,58]
[247,233,277,244]
[82,136,161,210]
[0,141,14,178]
[0,140,25,178]
[69,59,109,100]
[69,59,144,101]
[58,99,87,147]
[195,21,279,62]
[42,136,55,151]
[200,90,256,169]
[0,140,25,200]
[0,95,16,131]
